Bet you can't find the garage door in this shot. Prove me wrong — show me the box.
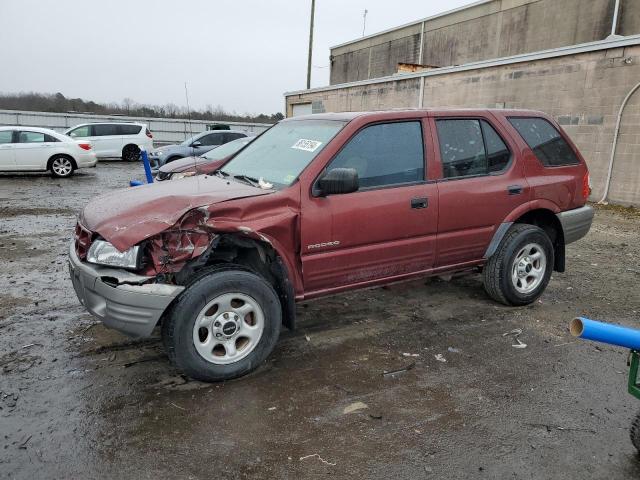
[292,103,313,117]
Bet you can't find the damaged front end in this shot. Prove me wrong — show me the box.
[70,187,299,337]
[69,239,185,337]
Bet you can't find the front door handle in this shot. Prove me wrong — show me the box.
[508,185,523,195]
[411,197,428,209]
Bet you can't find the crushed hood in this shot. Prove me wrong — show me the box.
[80,175,273,251]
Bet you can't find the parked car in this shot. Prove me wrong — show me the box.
[70,109,593,382]
[149,130,247,167]
[155,136,254,181]
[65,122,153,161]
[0,126,97,177]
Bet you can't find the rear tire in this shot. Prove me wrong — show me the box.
[631,410,640,453]
[483,224,554,306]
[49,155,74,178]
[162,268,281,382]
[122,144,140,162]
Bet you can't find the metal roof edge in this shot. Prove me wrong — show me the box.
[329,0,497,50]
[285,34,640,97]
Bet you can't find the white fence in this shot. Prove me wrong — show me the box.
[0,109,272,145]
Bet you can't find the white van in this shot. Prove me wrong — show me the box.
[65,123,154,161]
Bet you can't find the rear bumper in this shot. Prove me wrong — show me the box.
[557,205,594,244]
[76,153,98,168]
[68,242,184,337]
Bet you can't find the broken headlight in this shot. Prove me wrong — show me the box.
[86,240,143,270]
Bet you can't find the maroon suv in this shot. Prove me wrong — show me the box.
[70,109,593,381]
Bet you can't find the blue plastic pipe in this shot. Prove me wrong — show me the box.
[571,317,640,350]
[129,180,144,187]
[140,148,154,184]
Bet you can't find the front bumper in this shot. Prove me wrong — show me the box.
[68,242,184,337]
[557,205,594,244]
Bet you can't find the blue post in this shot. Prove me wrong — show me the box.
[140,148,154,184]
[570,317,640,350]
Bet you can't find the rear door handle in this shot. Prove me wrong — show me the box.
[508,185,523,195]
[411,197,428,209]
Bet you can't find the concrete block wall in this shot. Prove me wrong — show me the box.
[330,0,640,85]
[287,45,640,206]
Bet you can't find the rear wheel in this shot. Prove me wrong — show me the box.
[50,155,74,178]
[122,144,140,162]
[483,224,554,306]
[162,269,281,382]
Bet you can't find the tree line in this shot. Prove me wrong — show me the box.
[0,92,284,124]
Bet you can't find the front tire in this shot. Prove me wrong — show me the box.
[483,224,554,306]
[162,269,282,382]
[50,155,74,178]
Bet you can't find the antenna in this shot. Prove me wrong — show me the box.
[362,9,368,37]
[184,82,198,192]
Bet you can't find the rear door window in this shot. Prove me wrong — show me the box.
[0,131,14,144]
[508,117,579,166]
[92,124,120,137]
[18,131,46,143]
[436,119,511,179]
[118,124,142,135]
[328,121,425,189]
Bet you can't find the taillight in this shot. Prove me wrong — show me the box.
[146,129,153,139]
[582,171,591,201]
[78,143,92,151]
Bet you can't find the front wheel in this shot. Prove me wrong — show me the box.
[483,224,554,306]
[50,156,74,178]
[162,268,282,382]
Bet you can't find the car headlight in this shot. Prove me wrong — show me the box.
[171,171,196,180]
[87,240,143,270]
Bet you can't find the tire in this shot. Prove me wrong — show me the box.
[49,155,74,178]
[483,224,554,306]
[631,410,640,453]
[122,144,140,162]
[162,268,282,382]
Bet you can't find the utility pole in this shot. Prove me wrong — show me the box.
[363,9,368,37]
[307,0,315,90]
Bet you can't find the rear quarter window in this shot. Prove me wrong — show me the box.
[508,117,579,167]
[118,125,142,135]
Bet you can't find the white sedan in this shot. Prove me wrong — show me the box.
[0,126,97,178]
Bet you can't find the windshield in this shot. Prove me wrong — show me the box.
[202,137,252,160]
[221,120,345,188]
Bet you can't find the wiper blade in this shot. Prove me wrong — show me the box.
[232,174,260,187]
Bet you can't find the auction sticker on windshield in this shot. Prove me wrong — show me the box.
[292,139,323,152]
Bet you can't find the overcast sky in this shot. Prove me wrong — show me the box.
[0,0,475,114]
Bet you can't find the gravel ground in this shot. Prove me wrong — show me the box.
[1,162,639,479]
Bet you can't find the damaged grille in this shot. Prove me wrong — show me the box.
[74,222,93,260]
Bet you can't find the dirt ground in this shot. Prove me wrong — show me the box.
[1,162,639,479]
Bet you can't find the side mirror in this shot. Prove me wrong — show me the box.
[191,141,203,148]
[316,168,359,196]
